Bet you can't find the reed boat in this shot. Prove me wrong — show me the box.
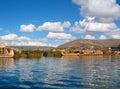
[0,44,14,58]
[61,51,80,56]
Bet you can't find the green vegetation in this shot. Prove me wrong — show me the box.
[21,50,42,58]
[102,50,115,56]
[14,50,62,58]
[13,49,118,58]
[43,50,61,57]
[14,50,21,58]
[14,50,42,58]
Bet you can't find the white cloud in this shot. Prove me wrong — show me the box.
[0,34,32,41]
[108,28,120,34]
[71,17,117,34]
[20,24,36,32]
[17,36,31,41]
[0,34,18,40]
[62,21,71,27]
[73,0,120,22]
[46,32,76,47]
[47,32,75,40]
[0,34,47,46]
[72,0,120,40]
[106,28,120,39]
[37,21,70,32]
[99,35,107,39]
[38,38,48,42]
[111,35,120,39]
[21,41,47,46]
[72,0,87,5]
[84,34,95,39]
[3,41,47,46]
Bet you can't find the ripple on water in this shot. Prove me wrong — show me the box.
[1,57,120,89]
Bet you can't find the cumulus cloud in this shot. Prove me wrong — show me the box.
[72,0,120,22]
[111,35,120,39]
[37,21,70,32]
[72,0,120,40]
[106,28,120,39]
[62,21,71,27]
[72,0,87,5]
[20,24,36,32]
[84,34,95,39]
[99,35,107,39]
[0,34,18,40]
[0,34,47,46]
[71,17,117,34]
[47,32,75,40]
[4,41,47,46]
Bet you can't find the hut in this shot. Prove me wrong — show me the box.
[0,44,14,57]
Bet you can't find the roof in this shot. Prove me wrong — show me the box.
[0,44,6,48]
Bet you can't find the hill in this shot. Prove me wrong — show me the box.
[58,39,120,50]
[8,46,54,51]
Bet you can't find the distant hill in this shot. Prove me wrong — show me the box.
[58,39,120,50]
[8,46,54,51]
[7,39,120,51]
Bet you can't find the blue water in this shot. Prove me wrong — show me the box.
[0,56,120,89]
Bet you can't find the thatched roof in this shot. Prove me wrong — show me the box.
[0,44,6,48]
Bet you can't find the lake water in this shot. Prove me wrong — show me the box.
[0,56,120,89]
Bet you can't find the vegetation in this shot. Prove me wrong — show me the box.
[13,48,119,58]
[14,50,21,58]
[43,50,61,57]
[13,50,62,58]
[14,50,42,58]
[21,50,43,58]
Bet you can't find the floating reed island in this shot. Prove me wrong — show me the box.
[1,39,120,58]
[0,44,14,58]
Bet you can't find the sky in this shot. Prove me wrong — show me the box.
[0,0,120,47]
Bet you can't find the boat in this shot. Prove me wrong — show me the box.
[61,53,80,56]
[0,44,14,58]
[61,51,80,56]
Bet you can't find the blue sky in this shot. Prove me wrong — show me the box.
[0,0,120,46]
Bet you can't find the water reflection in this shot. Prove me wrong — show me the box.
[0,58,14,70]
[77,56,120,88]
[16,58,40,82]
[61,56,80,59]
[0,56,120,89]
[60,56,120,88]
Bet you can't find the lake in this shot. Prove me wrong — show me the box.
[0,56,120,89]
